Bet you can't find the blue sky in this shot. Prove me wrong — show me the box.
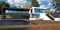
[0,0,53,10]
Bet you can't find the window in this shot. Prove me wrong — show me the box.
[5,10,29,19]
[40,9,46,13]
[34,8,46,13]
[31,14,40,18]
[6,10,28,14]
[34,8,40,13]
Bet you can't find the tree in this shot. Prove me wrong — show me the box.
[46,8,51,14]
[51,0,60,12]
[0,1,10,11]
[51,0,56,4]
[21,2,32,9]
[0,1,10,13]
[0,2,10,8]
[0,1,10,19]
[31,0,39,7]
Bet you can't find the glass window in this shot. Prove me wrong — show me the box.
[6,10,28,14]
[34,8,46,13]
[40,9,46,13]
[5,10,30,19]
[34,8,40,13]
[31,14,40,18]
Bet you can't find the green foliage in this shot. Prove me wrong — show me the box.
[51,0,60,12]
[22,2,32,9]
[0,1,10,8]
[32,0,39,7]
[0,2,10,14]
[0,2,10,19]
[51,0,56,4]
[0,15,3,20]
[46,8,51,14]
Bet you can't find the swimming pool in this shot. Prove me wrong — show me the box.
[0,20,30,26]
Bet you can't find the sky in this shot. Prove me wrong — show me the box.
[0,0,54,11]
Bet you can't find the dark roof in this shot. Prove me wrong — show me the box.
[2,7,30,11]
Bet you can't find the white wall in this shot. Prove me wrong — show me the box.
[29,7,51,20]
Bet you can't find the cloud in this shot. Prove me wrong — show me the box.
[7,0,52,9]
[13,0,26,3]
[38,2,42,4]
[37,0,51,4]
[7,0,27,4]
[37,0,52,9]
[23,0,28,3]
[37,0,51,2]
[48,3,52,6]
[40,5,47,9]
[7,0,27,7]
[7,0,13,4]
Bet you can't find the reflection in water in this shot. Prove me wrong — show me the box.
[0,20,30,26]
[0,28,29,30]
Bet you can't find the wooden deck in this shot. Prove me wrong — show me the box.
[0,25,30,29]
[0,25,31,30]
[29,20,60,30]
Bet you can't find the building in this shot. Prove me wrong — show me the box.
[29,7,48,20]
[29,7,60,21]
[1,7,30,20]
[29,7,55,20]
[1,7,60,21]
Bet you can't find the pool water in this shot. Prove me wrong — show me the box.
[0,20,30,26]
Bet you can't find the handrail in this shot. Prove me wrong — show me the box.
[46,14,55,20]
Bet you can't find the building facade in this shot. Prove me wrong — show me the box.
[29,7,51,20]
